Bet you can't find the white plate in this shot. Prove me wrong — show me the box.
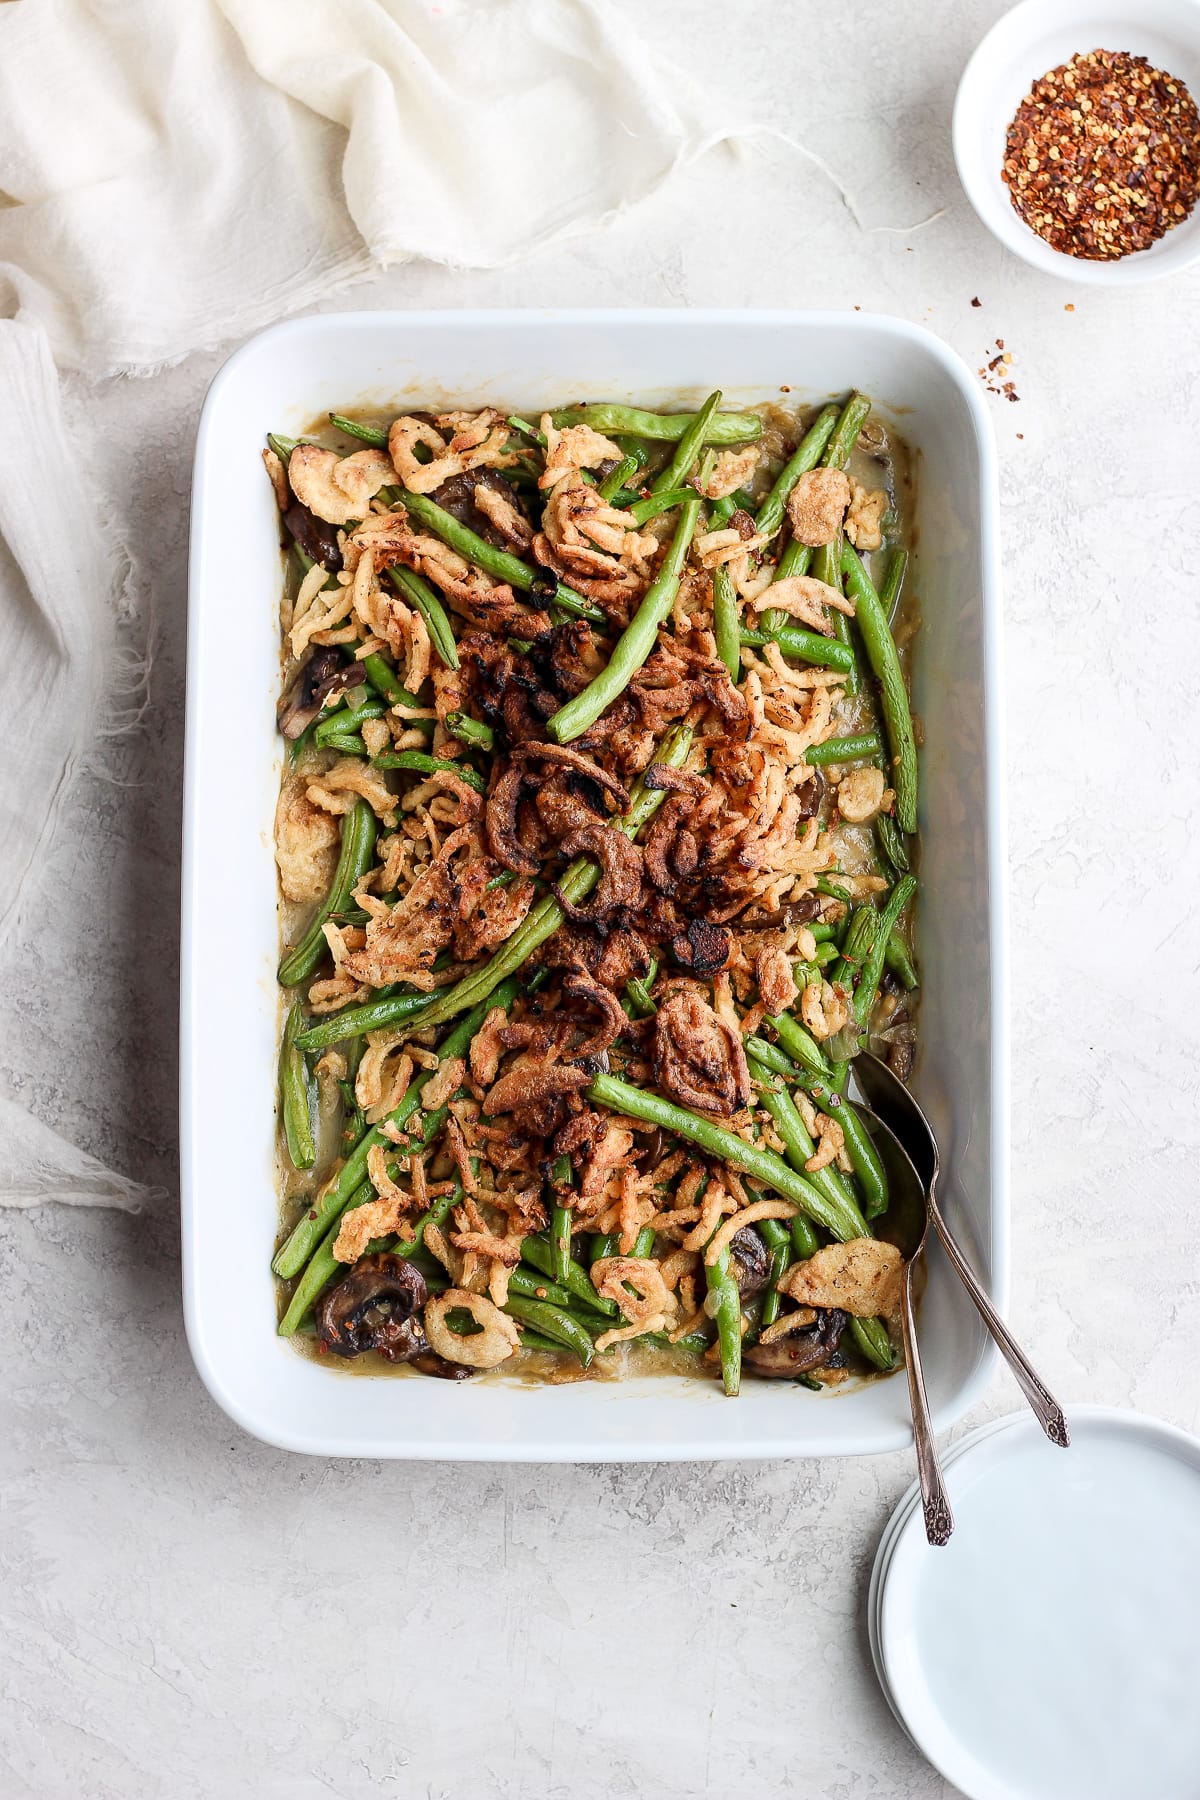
[953,0,1200,285]
[181,309,1008,1459]
[876,1407,1200,1799]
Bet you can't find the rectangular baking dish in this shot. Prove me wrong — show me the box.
[181,309,1007,1460]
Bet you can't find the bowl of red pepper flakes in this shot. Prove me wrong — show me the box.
[953,0,1200,283]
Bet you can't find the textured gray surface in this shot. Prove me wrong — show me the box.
[3,1,1200,1793]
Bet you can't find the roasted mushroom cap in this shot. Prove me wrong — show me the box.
[743,1308,848,1379]
[277,647,365,740]
[284,500,343,572]
[316,1253,428,1362]
[431,468,533,550]
[728,1226,771,1299]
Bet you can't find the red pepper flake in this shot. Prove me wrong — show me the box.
[1002,48,1200,259]
[979,338,1021,404]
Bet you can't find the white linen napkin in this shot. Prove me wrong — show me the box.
[0,0,742,1207]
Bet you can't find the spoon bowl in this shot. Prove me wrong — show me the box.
[852,1053,1070,1449]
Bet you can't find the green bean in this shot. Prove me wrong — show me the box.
[546,499,703,743]
[805,732,882,767]
[267,432,300,462]
[588,1072,870,1242]
[504,1296,594,1367]
[757,1217,792,1330]
[765,1012,833,1078]
[773,538,813,584]
[713,563,741,682]
[548,405,762,444]
[828,1096,889,1218]
[751,1064,867,1232]
[329,414,389,447]
[706,1243,742,1396]
[319,733,368,758]
[623,954,659,1020]
[880,546,908,628]
[550,1202,572,1286]
[514,1328,569,1354]
[445,711,494,750]
[590,1232,617,1265]
[278,799,377,986]
[649,390,721,495]
[812,536,859,697]
[506,414,546,446]
[295,989,433,1053]
[789,1214,820,1260]
[599,452,643,501]
[521,1233,619,1319]
[853,875,918,1028]
[508,1266,592,1312]
[274,984,515,1280]
[823,391,873,471]
[386,566,459,670]
[885,931,920,991]
[841,543,918,834]
[390,485,606,626]
[314,701,385,748]
[628,487,702,526]
[279,1003,316,1170]
[875,809,910,876]
[849,1316,896,1371]
[360,650,427,714]
[754,404,840,540]
[830,905,878,990]
[371,750,486,793]
[738,624,854,674]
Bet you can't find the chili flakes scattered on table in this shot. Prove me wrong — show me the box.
[1002,48,1200,260]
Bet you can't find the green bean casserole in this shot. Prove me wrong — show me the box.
[268,391,920,1390]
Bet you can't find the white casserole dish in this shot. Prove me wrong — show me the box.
[181,309,1007,1460]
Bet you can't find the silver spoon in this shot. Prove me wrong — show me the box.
[849,1052,1069,1450]
[859,1108,955,1546]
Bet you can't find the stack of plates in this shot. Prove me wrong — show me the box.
[868,1407,1200,1800]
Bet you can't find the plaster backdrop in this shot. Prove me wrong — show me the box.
[2,2,1198,1795]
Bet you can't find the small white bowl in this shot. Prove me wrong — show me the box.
[953,0,1200,284]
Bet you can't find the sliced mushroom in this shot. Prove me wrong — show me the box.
[744,1307,847,1378]
[316,1253,428,1362]
[283,501,343,573]
[276,647,365,740]
[728,1226,771,1298]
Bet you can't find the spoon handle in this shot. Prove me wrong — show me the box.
[930,1197,1070,1449]
[900,1262,954,1546]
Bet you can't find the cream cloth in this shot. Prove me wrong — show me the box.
[0,0,741,1207]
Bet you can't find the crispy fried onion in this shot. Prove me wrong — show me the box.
[538,419,623,490]
[701,445,759,500]
[306,757,399,827]
[288,445,394,525]
[750,573,855,636]
[556,822,643,920]
[422,1289,521,1367]
[388,410,517,495]
[343,511,525,631]
[590,1256,678,1352]
[331,825,472,988]
[799,978,849,1041]
[654,986,751,1115]
[534,478,657,609]
[778,1238,903,1320]
[785,467,850,547]
[486,742,629,878]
